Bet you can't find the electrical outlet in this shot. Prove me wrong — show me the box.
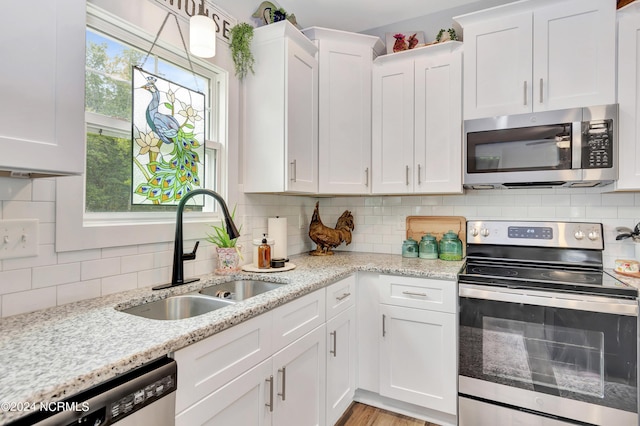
[0,219,39,259]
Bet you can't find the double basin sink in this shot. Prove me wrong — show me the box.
[122,280,284,320]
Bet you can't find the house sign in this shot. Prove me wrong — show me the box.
[153,0,237,45]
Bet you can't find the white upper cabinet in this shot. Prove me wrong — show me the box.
[303,28,385,195]
[0,0,85,177]
[244,21,318,193]
[456,0,615,120]
[372,43,463,194]
[616,3,640,191]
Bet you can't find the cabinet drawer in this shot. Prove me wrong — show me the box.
[379,275,456,313]
[272,289,326,351]
[173,312,272,413]
[326,275,356,319]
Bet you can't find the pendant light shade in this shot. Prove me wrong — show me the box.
[190,15,216,58]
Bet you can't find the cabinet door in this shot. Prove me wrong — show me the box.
[0,0,85,176]
[326,307,356,426]
[414,50,462,194]
[372,59,415,193]
[616,4,640,190]
[273,325,327,426]
[173,312,273,413]
[533,0,615,112]
[271,288,325,352]
[175,358,273,426]
[286,38,319,193]
[318,40,372,194]
[379,304,457,414]
[462,13,533,119]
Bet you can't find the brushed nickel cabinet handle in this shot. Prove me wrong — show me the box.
[265,375,274,412]
[539,78,543,103]
[336,292,351,301]
[330,330,337,357]
[290,160,297,182]
[365,167,369,187]
[278,367,286,400]
[524,81,527,105]
[402,290,427,297]
[382,314,386,337]
[418,164,422,185]
[405,165,410,186]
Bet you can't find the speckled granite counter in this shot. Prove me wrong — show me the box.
[0,252,462,425]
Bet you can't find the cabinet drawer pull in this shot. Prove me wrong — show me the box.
[330,330,337,357]
[524,80,527,105]
[406,165,410,186]
[336,292,351,301]
[382,314,386,337]
[365,167,369,187]
[402,291,427,297]
[265,375,274,412]
[418,164,422,185]
[539,78,544,103]
[278,367,286,400]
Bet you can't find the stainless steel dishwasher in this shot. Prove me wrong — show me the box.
[10,357,177,426]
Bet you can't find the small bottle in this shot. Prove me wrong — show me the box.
[258,234,271,269]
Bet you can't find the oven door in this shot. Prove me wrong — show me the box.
[459,284,638,426]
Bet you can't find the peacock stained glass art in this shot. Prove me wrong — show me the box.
[132,66,205,205]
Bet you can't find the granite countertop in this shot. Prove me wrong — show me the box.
[0,252,462,425]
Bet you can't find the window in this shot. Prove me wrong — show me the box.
[85,29,220,214]
[55,3,228,252]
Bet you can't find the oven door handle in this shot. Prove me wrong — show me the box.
[459,284,638,316]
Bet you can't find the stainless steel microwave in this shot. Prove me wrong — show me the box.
[463,104,618,189]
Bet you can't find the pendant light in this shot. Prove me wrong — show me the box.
[190,3,216,58]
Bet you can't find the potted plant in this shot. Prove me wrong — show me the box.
[206,206,243,274]
[229,22,255,80]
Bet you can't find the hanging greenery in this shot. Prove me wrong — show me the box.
[229,23,255,80]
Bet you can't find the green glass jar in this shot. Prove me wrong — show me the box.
[439,230,462,261]
[418,234,438,259]
[402,237,419,258]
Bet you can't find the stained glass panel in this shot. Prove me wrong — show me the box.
[132,66,206,205]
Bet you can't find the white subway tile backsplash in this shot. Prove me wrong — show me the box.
[57,280,101,305]
[32,263,80,288]
[101,273,138,296]
[3,185,640,317]
[81,257,121,281]
[0,269,31,295]
[2,287,56,317]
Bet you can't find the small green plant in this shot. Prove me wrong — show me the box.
[229,23,255,80]
[206,205,242,248]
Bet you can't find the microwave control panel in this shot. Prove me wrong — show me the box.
[583,119,613,169]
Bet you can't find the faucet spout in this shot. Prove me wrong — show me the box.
[153,189,240,290]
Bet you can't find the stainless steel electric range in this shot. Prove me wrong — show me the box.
[458,220,638,426]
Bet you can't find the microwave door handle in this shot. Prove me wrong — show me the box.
[571,121,582,169]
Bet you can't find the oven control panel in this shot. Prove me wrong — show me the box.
[467,220,603,249]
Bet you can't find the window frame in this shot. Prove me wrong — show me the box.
[55,3,228,252]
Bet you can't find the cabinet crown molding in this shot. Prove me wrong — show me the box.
[254,20,317,57]
[373,40,462,65]
[302,26,385,56]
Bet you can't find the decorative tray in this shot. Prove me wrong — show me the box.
[241,263,296,273]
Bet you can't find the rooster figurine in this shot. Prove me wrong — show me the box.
[309,202,355,256]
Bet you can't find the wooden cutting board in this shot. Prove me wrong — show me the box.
[406,216,467,257]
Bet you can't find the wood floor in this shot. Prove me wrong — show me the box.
[335,402,441,426]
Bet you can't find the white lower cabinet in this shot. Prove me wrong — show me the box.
[273,324,327,426]
[379,304,456,414]
[378,276,457,415]
[322,276,358,425]
[176,358,273,426]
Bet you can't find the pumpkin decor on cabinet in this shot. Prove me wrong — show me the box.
[308,201,354,256]
[206,205,243,274]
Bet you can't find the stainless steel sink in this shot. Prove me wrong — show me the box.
[122,294,236,320]
[200,280,284,301]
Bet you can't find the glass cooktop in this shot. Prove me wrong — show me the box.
[460,262,638,299]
